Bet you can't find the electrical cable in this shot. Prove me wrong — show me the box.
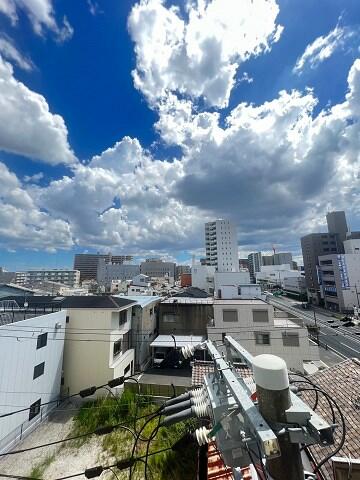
[143,414,162,480]
[0,374,137,419]
[294,380,336,424]
[290,373,319,410]
[298,387,346,475]
[108,467,120,480]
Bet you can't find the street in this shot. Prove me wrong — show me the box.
[268,296,360,359]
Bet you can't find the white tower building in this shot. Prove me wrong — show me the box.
[205,220,239,272]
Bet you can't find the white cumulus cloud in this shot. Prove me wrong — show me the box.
[0,0,73,41]
[128,0,282,108]
[0,55,76,165]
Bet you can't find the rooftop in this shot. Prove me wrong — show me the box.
[0,295,137,310]
[162,297,214,305]
[119,295,162,308]
[214,299,266,305]
[150,334,205,348]
[301,358,360,479]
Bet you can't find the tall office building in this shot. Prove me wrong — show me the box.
[205,220,239,272]
[273,252,293,266]
[248,252,262,283]
[326,211,348,244]
[74,253,133,282]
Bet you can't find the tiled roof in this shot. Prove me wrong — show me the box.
[191,360,252,386]
[297,358,360,479]
[0,295,136,309]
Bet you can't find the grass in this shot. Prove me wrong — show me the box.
[29,453,55,478]
[71,389,198,479]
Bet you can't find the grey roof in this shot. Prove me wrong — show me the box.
[173,287,210,298]
[0,295,136,309]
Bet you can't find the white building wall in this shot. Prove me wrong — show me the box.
[208,301,318,372]
[63,307,134,395]
[342,254,360,310]
[191,264,215,293]
[344,239,360,254]
[0,310,66,453]
[214,271,250,295]
[218,284,263,299]
[256,265,301,287]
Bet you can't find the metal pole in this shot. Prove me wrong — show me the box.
[313,310,319,344]
[355,284,360,309]
[253,355,304,480]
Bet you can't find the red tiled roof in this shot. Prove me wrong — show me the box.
[191,360,252,386]
[207,442,254,480]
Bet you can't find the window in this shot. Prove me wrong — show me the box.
[124,363,131,376]
[252,310,269,323]
[29,399,41,421]
[223,310,238,322]
[119,310,127,326]
[237,286,242,295]
[113,339,122,357]
[282,332,300,347]
[254,332,270,345]
[33,362,45,379]
[163,313,178,323]
[150,308,153,315]
[66,315,70,323]
[36,332,48,349]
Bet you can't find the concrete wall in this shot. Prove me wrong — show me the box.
[158,303,213,336]
[214,271,250,295]
[191,264,215,293]
[218,284,262,299]
[63,307,134,395]
[208,301,318,372]
[0,310,66,453]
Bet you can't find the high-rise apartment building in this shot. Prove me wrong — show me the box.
[205,220,239,272]
[247,252,262,283]
[74,253,133,282]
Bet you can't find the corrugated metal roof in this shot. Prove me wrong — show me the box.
[150,334,205,348]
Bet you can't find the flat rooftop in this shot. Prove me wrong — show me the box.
[162,297,214,305]
[150,334,205,348]
[214,299,266,305]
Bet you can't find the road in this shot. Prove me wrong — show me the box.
[268,296,360,359]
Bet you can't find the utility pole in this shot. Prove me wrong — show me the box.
[253,354,305,480]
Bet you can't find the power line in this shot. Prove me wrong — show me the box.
[0,375,138,420]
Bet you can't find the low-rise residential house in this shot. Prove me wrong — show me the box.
[0,283,37,299]
[0,297,66,453]
[207,299,319,372]
[61,296,137,394]
[120,296,161,371]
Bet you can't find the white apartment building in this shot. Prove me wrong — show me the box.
[0,298,66,453]
[256,264,301,288]
[205,220,239,272]
[15,269,80,287]
[207,299,319,372]
[217,283,263,300]
[60,296,137,395]
[318,253,360,312]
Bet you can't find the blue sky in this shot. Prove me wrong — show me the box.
[0,0,360,270]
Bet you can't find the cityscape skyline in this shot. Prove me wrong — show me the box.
[0,1,360,270]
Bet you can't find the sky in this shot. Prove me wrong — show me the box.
[0,0,360,271]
